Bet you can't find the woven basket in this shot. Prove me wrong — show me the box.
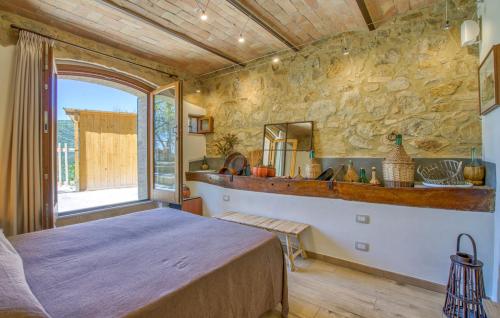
[383,143,415,188]
[304,160,321,179]
[304,150,321,179]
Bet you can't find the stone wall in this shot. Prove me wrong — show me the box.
[187,0,481,159]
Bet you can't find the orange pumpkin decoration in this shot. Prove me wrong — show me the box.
[256,166,268,177]
[267,167,276,177]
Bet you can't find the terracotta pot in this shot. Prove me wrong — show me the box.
[267,167,276,177]
[256,166,268,177]
[182,185,191,198]
[251,166,259,176]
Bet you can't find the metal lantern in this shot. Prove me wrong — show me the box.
[443,234,487,318]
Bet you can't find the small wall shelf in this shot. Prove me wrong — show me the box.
[188,114,213,134]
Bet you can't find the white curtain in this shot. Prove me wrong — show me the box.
[1,31,53,236]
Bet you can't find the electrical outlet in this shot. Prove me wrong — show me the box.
[355,241,370,252]
[356,214,370,224]
[223,195,230,202]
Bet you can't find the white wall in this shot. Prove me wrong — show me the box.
[478,0,500,301]
[188,181,495,296]
[482,110,500,300]
[0,44,15,229]
[182,101,206,174]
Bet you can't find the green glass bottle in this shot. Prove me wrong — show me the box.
[358,168,369,183]
[201,156,209,170]
[395,134,403,146]
[470,147,480,167]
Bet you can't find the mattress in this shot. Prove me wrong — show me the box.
[10,208,288,318]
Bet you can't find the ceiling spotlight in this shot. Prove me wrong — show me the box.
[200,11,208,21]
[443,20,451,30]
[443,0,450,30]
[341,35,350,56]
[272,57,280,63]
[238,33,245,43]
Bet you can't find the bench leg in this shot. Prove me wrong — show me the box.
[298,234,307,259]
[285,234,295,272]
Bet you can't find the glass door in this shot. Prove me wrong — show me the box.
[42,44,57,229]
[151,82,182,204]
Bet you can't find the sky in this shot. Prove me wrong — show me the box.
[57,79,138,120]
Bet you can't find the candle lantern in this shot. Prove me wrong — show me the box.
[443,233,486,318]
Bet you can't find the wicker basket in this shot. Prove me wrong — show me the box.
[304,150,321,179]
[304,160,321,179]
[382,134,415,188]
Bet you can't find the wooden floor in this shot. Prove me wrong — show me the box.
[262,258,445,318]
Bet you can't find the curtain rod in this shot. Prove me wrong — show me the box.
[10,24,178,79]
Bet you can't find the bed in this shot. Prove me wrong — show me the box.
[6,208,288,318]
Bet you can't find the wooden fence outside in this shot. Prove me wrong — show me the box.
[57,143,75,186]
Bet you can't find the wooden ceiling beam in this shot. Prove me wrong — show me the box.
[225,0,299,52]
[356,0,376,31]
[98,0,245,66]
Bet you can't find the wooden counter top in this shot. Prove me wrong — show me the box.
[185,172,495,212]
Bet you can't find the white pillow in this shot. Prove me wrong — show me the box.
[0,232,51,318]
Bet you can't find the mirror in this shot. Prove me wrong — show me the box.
[262,121,313,177]
[286,122,313,151]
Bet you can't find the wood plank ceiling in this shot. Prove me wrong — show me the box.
[0,0,438,76]
[365,0,437,28]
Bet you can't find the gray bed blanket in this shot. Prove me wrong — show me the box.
[9,208,288,318]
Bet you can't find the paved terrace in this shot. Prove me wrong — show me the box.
[58,187,139,213]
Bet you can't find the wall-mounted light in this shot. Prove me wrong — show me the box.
[272,57,280,63]
[342,47,350,55]
[200,12,208,21]
[196,89,201,93]
[461,20,480,46]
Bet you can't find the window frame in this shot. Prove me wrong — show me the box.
[53,63,181,215]
[150,82,183,204]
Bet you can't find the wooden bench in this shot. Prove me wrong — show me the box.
[484,299,500,318]
[215,211,310,271]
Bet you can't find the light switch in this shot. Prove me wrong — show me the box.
[356,214,370,224]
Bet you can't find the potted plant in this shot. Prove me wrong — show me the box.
[214,133,239,159]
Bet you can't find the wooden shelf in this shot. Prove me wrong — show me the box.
[185,172,495,212]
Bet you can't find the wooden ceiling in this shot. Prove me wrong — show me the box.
[0,0,437,76]
[366,0,436,28]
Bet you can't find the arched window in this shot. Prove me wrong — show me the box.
[50,63,182,215]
